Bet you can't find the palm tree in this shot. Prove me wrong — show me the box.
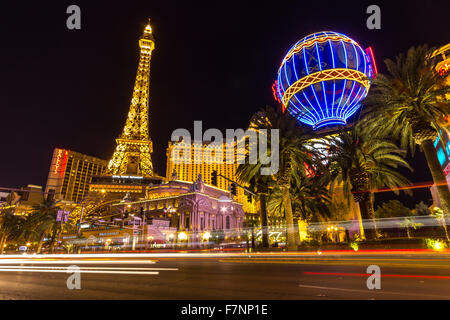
[328,128,412,240]
[431,207,450,241]
[238,105,326,250]
[362,45,450,215]
[237,152,273,249]
[0,210,25,253]
[28,199,59,253]
[398,217,423,239]
[267,176,331,225]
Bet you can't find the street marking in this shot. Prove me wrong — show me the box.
[304,271,450,280]
[298,284,450,299]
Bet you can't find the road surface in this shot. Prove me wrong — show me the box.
[0,251,449,299]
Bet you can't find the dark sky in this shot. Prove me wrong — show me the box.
[0,0,448,208]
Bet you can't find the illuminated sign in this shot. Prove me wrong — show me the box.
[112,175,144,179]
[99,232,119,237]
[365,46,378,77]
[444,162,450,178]
[276,31,375,130]
[54,149,64,174]
[434,130,450,186]
[54,149,69,178]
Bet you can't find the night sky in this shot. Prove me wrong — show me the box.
[0,1,448,208]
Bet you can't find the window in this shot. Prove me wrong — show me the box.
[226,216,230,229]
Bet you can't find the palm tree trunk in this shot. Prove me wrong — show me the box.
[422,139,450,216]
[0,234,5,254]
[259,193,270,248]
[359,198,376,240]
[368,193,379,238]
[282,187,297,250]
[37,231,47,254]
[441,218,450,242]
[49,227,58,253]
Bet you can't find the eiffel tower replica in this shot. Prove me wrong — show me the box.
[89,19,164,197]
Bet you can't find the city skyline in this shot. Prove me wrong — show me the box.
[0,1,448,207]
[0,1,449,303]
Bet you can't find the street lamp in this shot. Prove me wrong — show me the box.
[168,233,174,248]
[178,232,188,248]
[202,231,211,241]
[178,232,188,241]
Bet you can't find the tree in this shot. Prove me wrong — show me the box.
[415,201,431,216]
[28,199,59,253]
[267,176,331,244]
[374,200,413,219]
[329,128,412,240]
[0,210,25,253]
[398,217,423,239]
[237,105,326,250]
[431,207,450,241]
[362,45,450,215]
[236,169,272,248]
[375,200,420,239]
[267,176,331,224]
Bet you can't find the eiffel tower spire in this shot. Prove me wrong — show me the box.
[106,20,155,177]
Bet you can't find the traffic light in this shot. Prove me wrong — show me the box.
[230,183,237,196]
[124,212,129,219]
[211,170,218,186]
[246,192,252,203]
[140,207,144,217]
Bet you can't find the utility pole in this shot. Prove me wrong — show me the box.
[56,203,67,247]
[215,173,269,248]
[77,205,85,237]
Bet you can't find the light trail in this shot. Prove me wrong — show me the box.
[0,266,178,271]
[0,268,159,275]
[303,271,450,280]
[0,250,448,263]
[0,259,157,265]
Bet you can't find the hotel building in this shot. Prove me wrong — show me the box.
[45,148,108,203]
[166,140,258,215]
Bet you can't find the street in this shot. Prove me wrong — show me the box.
[0,251,449,300]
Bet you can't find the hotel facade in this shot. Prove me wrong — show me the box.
[45,148,108,203]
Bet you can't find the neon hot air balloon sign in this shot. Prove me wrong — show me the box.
[275,31,377,130]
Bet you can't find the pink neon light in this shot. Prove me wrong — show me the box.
[366,46,378,77]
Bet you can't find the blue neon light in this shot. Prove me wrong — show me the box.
[437,147,446,166]
[276,31,375,130]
